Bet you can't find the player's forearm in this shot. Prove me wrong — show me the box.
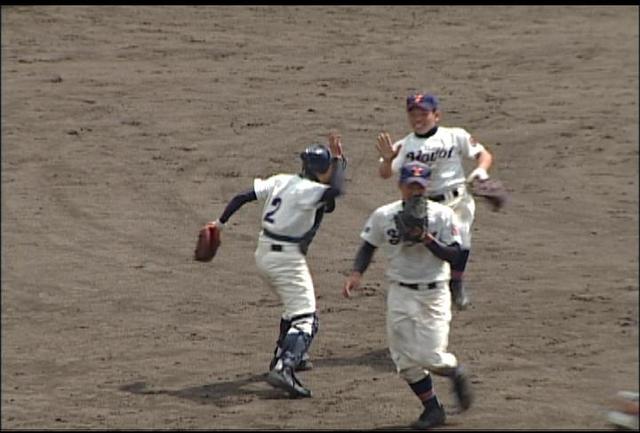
[320,157,346,201]
[352,241,377,274]
[476,149,493,171]
[329,157,346,192]
[218,189,257,223]
[422,234,461,264]
[379,159,394,179]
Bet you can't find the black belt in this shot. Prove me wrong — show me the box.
[429,189,459,203]
[399,282,438,290]
[269,244,299,253]
[263,228,303,244]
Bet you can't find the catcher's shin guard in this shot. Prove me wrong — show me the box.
[279,331,312,369]
[268,325,315,398]
[270,313,318,371]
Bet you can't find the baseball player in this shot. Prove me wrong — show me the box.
[211,132,346,398]
[342,161,473,429]
[376,92,494,310]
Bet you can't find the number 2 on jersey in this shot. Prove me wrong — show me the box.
[264,197,282,223]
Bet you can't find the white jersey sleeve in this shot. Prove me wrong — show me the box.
[292,180,329,210]
[253,175,279,201]
[453,127,486,160]
[360,207,387,247]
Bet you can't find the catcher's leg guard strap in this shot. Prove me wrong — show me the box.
[273,317,293,361]
[288,312,319,337]
[277,312,318,369]
[277,317,293,347]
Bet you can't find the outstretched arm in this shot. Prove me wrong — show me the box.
[320,131,347,203]
[217,188,257,225]
[343,241,377,298]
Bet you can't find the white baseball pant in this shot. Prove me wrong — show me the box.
[386,281,458,383]
[254,237,316,335]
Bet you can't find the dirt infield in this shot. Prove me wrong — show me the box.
[2,6,638,429]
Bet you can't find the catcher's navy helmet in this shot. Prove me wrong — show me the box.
[300,144,332,177]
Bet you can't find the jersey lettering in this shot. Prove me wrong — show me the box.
[263,197,282,223]
[406,148,454,163]
[386,227,401,245]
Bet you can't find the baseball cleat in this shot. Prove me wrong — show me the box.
[296,353,314,371]
[607,391,639,430]
[452,367,473,411]
[266,366,312,398]
[410,403,446,430]
[607,411,639,430]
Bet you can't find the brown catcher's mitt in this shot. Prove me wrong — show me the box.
[194,222,221,262]
[470,178,509,211]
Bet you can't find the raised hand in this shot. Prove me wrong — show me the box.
[376,131,400,162]
[328,130,343,158]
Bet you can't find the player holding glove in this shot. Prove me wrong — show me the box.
[342,161,473,429]
[195,131,346,399]
[376,91,498,310]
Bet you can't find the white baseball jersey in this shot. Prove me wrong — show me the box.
[360,199,462,284]
[390,126,486,194]
[254,174,329,239]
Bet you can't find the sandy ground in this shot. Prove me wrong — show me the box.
[1,5,638,430]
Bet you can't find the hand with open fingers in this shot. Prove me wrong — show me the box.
[343,272,362,298]
[328,130,343,158]
[376,131,401,162]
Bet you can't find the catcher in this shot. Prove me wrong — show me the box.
[342,161,473,429]
[195,131,346,399]
[376,91,508,310]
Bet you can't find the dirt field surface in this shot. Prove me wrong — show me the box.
[2,5,638,430]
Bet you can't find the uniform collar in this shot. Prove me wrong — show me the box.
[414,126,438,139]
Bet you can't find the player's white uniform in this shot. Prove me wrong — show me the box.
[389,127,486,249]
[253,173,329,332]
[361,199,463,380]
